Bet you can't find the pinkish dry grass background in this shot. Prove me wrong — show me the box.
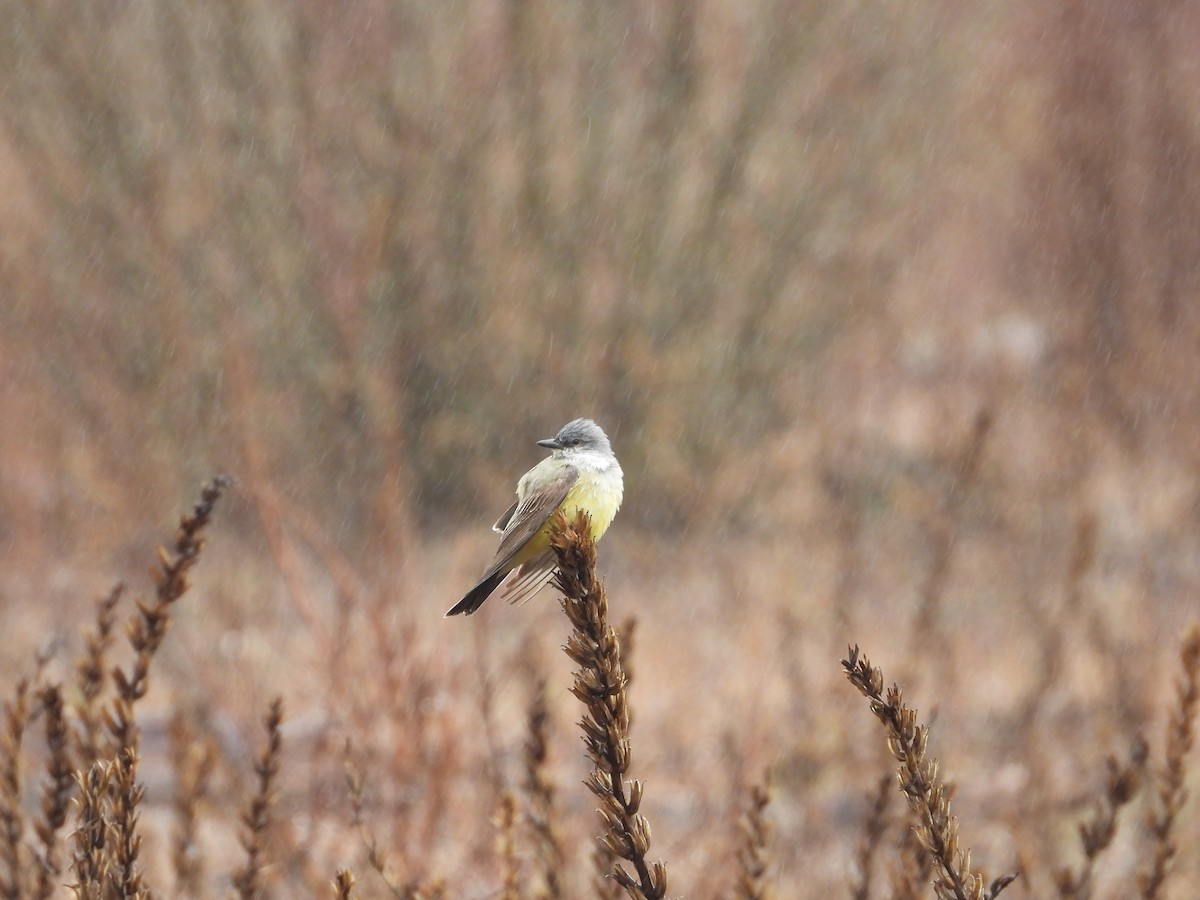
[0,1,1199,896]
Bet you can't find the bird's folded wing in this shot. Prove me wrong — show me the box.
[499,550,557,606]
[492,498,519,533]
[479,465,577,582]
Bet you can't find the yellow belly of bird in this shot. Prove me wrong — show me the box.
[510,473,622,568]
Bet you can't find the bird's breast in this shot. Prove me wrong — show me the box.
[561,465,623,539]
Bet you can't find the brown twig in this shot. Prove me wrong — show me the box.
[70,762,111,900]
[345,748,427,899]
[107,476,232,755]
[0,677,32,900]
[234,696,284,899]
[891,817,934,900]
[732,772,773,900]
[594,618,637,900]
[851,773,892,900]
[333,868,356,899]
[74,584,123,768]
[170,711,215,896]
[591,840,624,900]
[549,511,666,900]
[842,645,1018,900]
[33,684,73,899]
[496,791,522,900]
[523,679,564,900]
[1139,624,1200,899]
[74,477,232,897]
[1055,736,1147,899]
[106,748,147,899]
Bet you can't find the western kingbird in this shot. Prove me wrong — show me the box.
[445,418,623,616]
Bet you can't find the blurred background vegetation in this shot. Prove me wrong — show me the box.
[0,2,1199,894]
[2,0,1198,565]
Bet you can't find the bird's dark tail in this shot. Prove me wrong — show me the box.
[445,570,507,617]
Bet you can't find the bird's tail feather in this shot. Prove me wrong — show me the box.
[499,551,556,608]
[444,569,508,617]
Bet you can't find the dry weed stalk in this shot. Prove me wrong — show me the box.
[732,773,773,899]
[107,476,231,754]
[333,868,356,898]
[107,749,146,899]
[170,713,216,896]
[548,511,666,900]
[593,619,639,900]
[70,762,111,900]
[496,791,522,900]
[345,752,427,900]
[1139,624,1200,899]
[591,841,623,900]
[0,677,32,900]
[851,774,892,900]
[70,477,231,897]
[842,645,1018,900]
[473,628,507,805]
[234,697,284,899]
[1054,737,1147,899]
[891,818,935,900]
[523,679,564,900]
[33,685,73,899]
[74,584,123,767]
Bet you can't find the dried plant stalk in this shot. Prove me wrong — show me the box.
[70,762,111,900]
[345,750,429,899]
[851,774,892,900]
[1139,624,1200,899]
[591,841,624,900]
[107,476,231,754]
[33,685,73,899]
[333,868,356,899]
[234,697,284,899]
[1055,737,1147,899]
[74,584,123,768]
[733,773,773,899]
[592,621,637,900]
[106,749,147,899]
[842,645,1018,900]
[523,680,564,900]
[548,511,666,900]
[0,678,32,900]
[171,713,216,896]
[891,817,934,900]
[496,791,521,900]
[70,477,231,898]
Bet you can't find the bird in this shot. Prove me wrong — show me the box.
[445,418,624,616]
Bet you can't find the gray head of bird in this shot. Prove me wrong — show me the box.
[536,418,613,456]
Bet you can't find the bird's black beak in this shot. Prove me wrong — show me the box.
[537,438,562,450]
